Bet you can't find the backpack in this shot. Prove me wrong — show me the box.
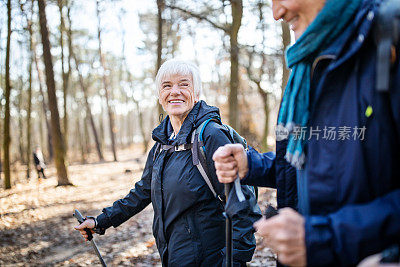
[191,117,258,204]
[153,117,258,205]
[375,0,400,262]
[374,0,399,93]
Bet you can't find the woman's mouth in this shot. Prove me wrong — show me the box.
[168,100,184,105]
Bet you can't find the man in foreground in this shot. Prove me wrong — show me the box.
[213,0,400,265]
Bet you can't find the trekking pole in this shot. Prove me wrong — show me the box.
[224,183,233,267]
[73,209,107,267]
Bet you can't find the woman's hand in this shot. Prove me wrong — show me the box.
[213,144,249,183]
[74,219,95,241]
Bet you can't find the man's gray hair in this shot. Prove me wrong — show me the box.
[155,59,202,97]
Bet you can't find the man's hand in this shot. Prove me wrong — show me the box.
[254,208,306,267]
[212,144,249,183]
[74,219,95,241]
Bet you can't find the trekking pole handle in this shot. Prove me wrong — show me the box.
[73,209,93,241]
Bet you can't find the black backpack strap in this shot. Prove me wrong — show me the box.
[153,142,192,162]
[153,142,162,162]
[191,119,224,203]
[374,0,400,142]
[374,0,400,92]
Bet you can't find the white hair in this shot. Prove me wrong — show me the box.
[155,59,202,97]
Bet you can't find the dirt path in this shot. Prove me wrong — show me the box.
[0,148,276,266]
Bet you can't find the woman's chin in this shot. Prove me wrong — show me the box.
[168,110,186,118]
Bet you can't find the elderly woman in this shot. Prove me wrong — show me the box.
[75,59,261,266]
[213,0,400,266]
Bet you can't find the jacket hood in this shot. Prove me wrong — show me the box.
[152,100,220,145]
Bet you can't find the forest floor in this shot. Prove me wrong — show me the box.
[0,147,276,266]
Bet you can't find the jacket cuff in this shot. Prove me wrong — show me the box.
[96,212,113,231]
[305,215,336,266]
[241,151,254,184]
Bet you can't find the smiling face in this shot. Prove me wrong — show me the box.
[159,73,199,122]
[272,0,326,40]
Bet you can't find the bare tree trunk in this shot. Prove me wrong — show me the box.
[39,104,45,152]
[116,12,128,148]
[66,3,73,131]
[23,0,34,179]
[0,23,3,178]
[71,52,104,161]
[66,7,103,162]
[18,77,25,164]
[229,0,243,130]
[96,0,117,161]
[57,0,70,155]
[117,11,149,153]
[37,68,53,161]
[244,1,271,152]
[76,115,86,163]
[281,21,291,94]
[17,38,26,163]
[135,101,149,154]
[37,0,71,186]
[127,110,133,146]
[3,0,12,189]
[164,3,241,129]
[84,115,91,155]
[31,35,53,161]
[99,105,105,150]
[156,0,164,116]
[26,55,33,179]
[260,90,269,151]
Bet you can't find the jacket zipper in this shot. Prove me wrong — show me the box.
[297,54,336,215]
[309,54,337,118]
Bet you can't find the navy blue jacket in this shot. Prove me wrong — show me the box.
[242,0,400,266]
[96,101,261,266]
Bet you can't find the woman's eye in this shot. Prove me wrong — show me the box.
[180,83,188,87]
[163,84,171,89]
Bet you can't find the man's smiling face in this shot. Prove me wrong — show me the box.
[272,0,326,40]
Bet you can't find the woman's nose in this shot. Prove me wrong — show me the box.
[170,84,181,95]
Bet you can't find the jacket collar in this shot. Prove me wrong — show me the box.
[318,0,379,63]
[308,0,379,123]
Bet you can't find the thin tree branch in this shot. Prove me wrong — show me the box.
[165,4,229,34]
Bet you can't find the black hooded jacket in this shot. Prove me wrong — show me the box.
[96,101,261,266]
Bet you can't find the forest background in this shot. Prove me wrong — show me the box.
[0,0,290,265]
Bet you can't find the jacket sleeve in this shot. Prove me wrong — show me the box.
[241,146,276,188]
[96,145,155,230]
[305,189,400,266]
[203,122,261,264]
[306,44,400,266]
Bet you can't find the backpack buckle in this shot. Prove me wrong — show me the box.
[174,144,192,152]
[174,145,185,152]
